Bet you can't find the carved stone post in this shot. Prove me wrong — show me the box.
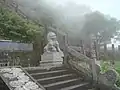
[80,40,86,55]
[104,43,108,61]
[63,35,68,65]
[44,24,48,45]
[118,45,120,52]
[112,44,115,66]
[91,35,97,84]
[14,2,18,12]
[95,40,99,60]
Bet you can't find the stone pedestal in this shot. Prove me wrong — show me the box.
[40,52,63,67]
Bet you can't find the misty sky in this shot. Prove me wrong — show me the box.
[45,0,120,19]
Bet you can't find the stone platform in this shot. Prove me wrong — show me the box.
[40,52,63,67]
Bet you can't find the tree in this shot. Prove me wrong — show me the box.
[0,7,43,42]
[0,7,44,66]
[80,11,120,44]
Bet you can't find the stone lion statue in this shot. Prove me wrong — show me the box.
[44,32,64,57]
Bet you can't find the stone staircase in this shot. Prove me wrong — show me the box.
[25,65,92,90]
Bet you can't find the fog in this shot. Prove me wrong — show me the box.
[15,0,93,37]
[14,0,120,46]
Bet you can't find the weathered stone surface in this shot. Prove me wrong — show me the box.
[68,59,92,80]
[41,52,63,61]
[65,46,120,90]
[41,52,63,66]
[67,46,91,63]
[95,64,101,75]
[0,67,45,90]
[98,69,119,87]
[88,89,95,90]
[67,46,94,80]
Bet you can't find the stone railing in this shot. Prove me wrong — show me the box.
[65,46,120,90]
[66,46,93,80]
[97,69,120,90]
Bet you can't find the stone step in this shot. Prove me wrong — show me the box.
[39,63,63,68]
[31,69,72,79]
[44,78,83,90]
[37,74,74,82]
[30,69,67,76]
[59,82,89,90]
[44,78,78,87]
[25,64,65,74]
[40,60,63,63]
[39,73,79,85]
[26,65,92,90]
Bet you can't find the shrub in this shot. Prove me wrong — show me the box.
[101,61,120,87]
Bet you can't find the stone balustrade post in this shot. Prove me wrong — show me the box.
[80,40,86,55]
[63,35,68,65]
[111,44,115,66]
[91,35,98,84]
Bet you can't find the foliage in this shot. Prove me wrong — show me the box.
[116,76,120,87]
[0,7,43,42]
[100,61,111,73]
[81,11,120,43]
[116,66,120,74]
[101,61,120,87]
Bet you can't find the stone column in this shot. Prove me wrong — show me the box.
[118,45,120,52]
[80,40,86,55]
[104,43,108,61]
[91,35,98,84]
[63,35,68,65]
[111,44,115,66]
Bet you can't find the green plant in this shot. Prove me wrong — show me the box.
[115,67,120,87]
[100,61,111,73]
[0,7,43,42]
[101,61,120,87]
[116,77,120,87]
